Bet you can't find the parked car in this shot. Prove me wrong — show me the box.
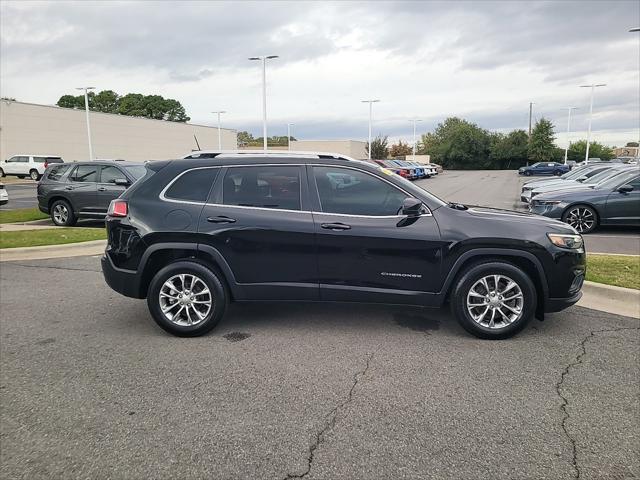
[530,167,640,233]
[528,165,629,202]
[373,160,412,179]
[518,162,570,176]
[520,164,615,203]
[37,161,147,226]
[101,152,585,340]
[0,155,64,181]
[0,183,8,205]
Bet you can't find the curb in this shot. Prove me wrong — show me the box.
[577,281,640,319]
[0,240,106,262]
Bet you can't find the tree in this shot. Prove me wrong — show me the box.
[489,129,529,169]
[418,117,492,169]
[566,140,614,161]
[237,131,254,146]
[626,141,639,147]
[366,135,389,159]
[389,140,413,158]
[527,118,556,162]
[56,90,190,122]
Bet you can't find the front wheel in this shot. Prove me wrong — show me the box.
[0,168,4,177]
[562,204,597,234]
[450,262,537,339]
[525,171,532,176]
[553,170,562,176]
[30,169,41,181]
[147,261,227,337]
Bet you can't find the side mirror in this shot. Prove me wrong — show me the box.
[577,176,588,182]
[401,197,423,217]
[617,184,634,193]
[114,178,130,186]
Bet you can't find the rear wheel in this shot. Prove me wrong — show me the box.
[562,204,597,234]
[29,169,40,181]
[147,261,227,337]
[17,175,25,179]
[0,168,4,177]
[450,261,537,339]
[50,199,77,226]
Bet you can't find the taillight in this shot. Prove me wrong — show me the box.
[107,200,128,217]
[44,162,48,169]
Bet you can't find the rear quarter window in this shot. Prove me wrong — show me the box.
[46,164,71,181]
[163,168,219,203]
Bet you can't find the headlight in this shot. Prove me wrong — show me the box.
[547,233,584,249]
[533,200,561,206]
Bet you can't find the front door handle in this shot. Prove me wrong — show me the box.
[65,186,74,190]
[98,187,106,192]
[321,222,351,231]
[207,216,236,224]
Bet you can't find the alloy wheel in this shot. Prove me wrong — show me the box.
[466,274,524,329]
[565,207,595,233]
[53,204,68,224]
[30,170,39,180]
[159,273,213,326]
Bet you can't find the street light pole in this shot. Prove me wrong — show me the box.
[361,99,380,160]
[580,84,606,162]
[562,107,578,164]
[409,118,423,158]
[287,123,293,151]
[211,111,226,149]
[249,55,279,152]
[76,86,95,160]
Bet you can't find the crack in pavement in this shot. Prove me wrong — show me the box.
[283,352,374,480]
[556,326,640,479]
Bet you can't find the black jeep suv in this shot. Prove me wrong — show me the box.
[101,153,585,339]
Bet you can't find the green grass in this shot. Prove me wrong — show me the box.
[0,228,106,249]
[0,207,48,224]
[586,254,640,290]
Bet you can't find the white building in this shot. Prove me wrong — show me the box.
[289,140,367,159]
[0,100,237,162]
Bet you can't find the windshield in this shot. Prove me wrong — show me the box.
[586,167,623,184]
[124,165,147,179]
[562,166,598,180]
[596,169,640,190]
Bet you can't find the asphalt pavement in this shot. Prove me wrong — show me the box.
[416,171,640,255]
[0,182,38,210]
[1,256,638,479]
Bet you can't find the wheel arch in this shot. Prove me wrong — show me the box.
[48,195,74,214]
[440,249,548,319]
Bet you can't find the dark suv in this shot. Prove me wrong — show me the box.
[37,161,146,226]
[101,153,585,339]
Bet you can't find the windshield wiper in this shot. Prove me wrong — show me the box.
[448,202,468,210]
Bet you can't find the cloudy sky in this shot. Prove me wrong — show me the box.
[1,0,639,147]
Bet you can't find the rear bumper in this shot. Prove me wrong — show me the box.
[101,253,144,299]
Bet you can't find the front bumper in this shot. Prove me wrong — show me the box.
[101,253,145,299]
[545,290,583,313]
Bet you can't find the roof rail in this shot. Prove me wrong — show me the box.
[181,149,357,162]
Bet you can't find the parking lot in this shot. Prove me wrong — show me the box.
[1,187,639,478]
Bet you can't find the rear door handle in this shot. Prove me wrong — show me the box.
[321,222,351,231]
[65,186,74,190]
[207,216,236,224]
[98,187,106,191]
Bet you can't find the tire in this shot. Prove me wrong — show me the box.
[147,261,227,337]
[50,199,77,226]
[0,168,4,177]
[553,170,562,176]
[562,204,598,234]
[450,261,537,340]
[525,171,532,176]
[29,169,40,181]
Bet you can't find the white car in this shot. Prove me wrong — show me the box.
[0,183,8,205]
[0,154,64,181]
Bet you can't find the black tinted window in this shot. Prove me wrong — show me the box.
[100,166,127,183]
[223,166,301,210]
[71,165,98,182]
[165,168,218,202]
[47,164,71,181]
[314,166,407,216]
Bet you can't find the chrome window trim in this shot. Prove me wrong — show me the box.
[158,163,432,217]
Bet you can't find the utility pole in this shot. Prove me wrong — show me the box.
[287,123,293,151]
[528,102,534,139]
[211,111,226,149]
[580,84,606,162]
[562,107,578,165]
[409,118,422,158]
[76,87,95,160]
[361,99,380,160]
[249,55,279,151]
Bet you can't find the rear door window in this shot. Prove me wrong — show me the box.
[222,166,301,210]
[100,166,128,184]
[164,168,219,203]
[71,164,98,182]
[47,164,71,181]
